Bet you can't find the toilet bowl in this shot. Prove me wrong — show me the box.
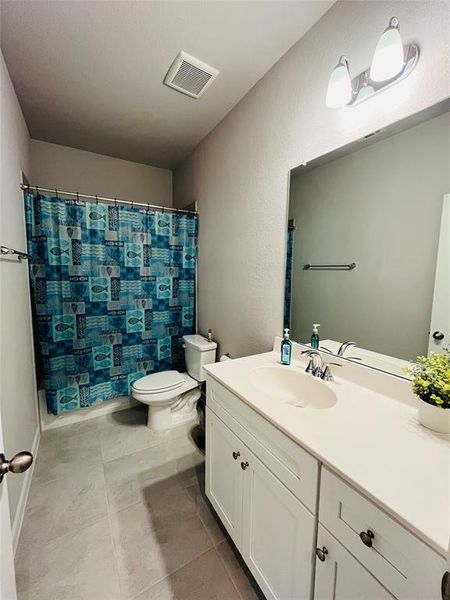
[131,334,217,431]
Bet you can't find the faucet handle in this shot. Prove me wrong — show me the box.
[305,358,316,374]
[321,363,341,382]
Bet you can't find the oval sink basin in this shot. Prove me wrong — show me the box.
[248,365,337,409]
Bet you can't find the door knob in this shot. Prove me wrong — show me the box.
[232,451,240,460]
[433,331,445,341]
[0,452,33,483]
[442,571,450,600]
[316,547,328,562]
[359,529,375,547]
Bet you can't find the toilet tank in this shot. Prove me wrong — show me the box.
[183,334,217,382]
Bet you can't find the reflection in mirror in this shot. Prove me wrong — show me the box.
[285,102,450,379]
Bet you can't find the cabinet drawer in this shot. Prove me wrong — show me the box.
[207,376,319,513]
[319,468,445,600]
[315,525,395,600]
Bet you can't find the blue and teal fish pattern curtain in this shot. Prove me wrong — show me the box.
[24,192,197,415]
[284,227,294,330]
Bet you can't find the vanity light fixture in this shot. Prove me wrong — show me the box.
[325,17,419,108]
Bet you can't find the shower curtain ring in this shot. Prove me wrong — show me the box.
[55,188,59,199]
[76,192,79,201]
[95,195,98,205]
[114,197,117,207]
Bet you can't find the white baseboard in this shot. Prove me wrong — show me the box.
[39,392,139,431]
[12,425,40,554]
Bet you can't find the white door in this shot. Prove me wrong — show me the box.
[428,194,450,355]
[241,447,316,600]
[0,409,17,600]
[314,525,394,600]
[205,407,244,548]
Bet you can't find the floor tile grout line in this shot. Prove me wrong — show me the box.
[102,461,127,600]
[215,543,247,600]
[16,465,109,554]
[30,458,104,488]
[127,546,215,600]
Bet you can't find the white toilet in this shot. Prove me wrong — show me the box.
[131,334,217,431]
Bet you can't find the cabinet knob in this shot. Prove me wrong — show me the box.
[359,529,375,547]
[240,461,249,470]
[232,451,240,460]
[316,547,328,562]
[433,331,445,341]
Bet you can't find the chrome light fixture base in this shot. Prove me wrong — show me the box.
[348,43,419,107]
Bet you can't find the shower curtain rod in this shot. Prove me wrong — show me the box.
[20,184,198,216]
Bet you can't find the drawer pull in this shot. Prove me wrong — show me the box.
[240,461,249,470]
[359,529,375,547]
[232,451,240,460]
[316,547,328,562]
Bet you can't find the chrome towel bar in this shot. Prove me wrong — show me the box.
[0,245,31,261]
[303,262,356,271]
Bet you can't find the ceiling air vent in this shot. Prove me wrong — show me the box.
[164,51,219,99]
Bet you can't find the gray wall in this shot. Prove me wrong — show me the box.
[0,52,39,534]
[289,113,450,360]
[173,1,449,359]
[30,140,173,206]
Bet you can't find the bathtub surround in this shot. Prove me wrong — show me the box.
[25,192,198,415]
[173,0,450,359]
[0,52,40,551]
[30,140,173,207]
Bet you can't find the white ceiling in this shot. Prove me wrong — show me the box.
[0,1,332,169]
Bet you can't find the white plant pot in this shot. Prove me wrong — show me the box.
[418,400,450,434]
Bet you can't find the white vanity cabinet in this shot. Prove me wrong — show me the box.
[315,525,395,600]
[316,468,446,600]
[205,380,318,600]
[205,376,447,600]
[206,407,245,546]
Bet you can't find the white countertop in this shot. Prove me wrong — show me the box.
[205,347,450,557]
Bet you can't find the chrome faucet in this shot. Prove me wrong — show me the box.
[301,350,323,376]
[301,350,339,381]
[337,340,356,356]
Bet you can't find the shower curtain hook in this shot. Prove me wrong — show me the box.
[95,195,98,205]
[114,197,117,207]
[76,191,79,201]
[35,186,40,199]
[131,200,134,209]
[55,188,59,199]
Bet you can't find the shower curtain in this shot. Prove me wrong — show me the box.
[24,192,197,415]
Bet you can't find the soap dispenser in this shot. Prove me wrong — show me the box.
[311,324,320,349]
[281,328,292,365]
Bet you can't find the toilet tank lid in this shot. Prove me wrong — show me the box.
[183,334,217,351]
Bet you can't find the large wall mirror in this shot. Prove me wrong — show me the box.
[285,100,450,378]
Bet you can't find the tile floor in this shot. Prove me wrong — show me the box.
[15,405,264,600]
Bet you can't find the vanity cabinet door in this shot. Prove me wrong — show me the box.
[205,407,244,548]
[314,525,395,600]
[241,446,315,600]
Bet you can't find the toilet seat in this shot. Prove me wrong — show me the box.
[132,370,187,395]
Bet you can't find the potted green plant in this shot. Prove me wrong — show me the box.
[408,349,450,434]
